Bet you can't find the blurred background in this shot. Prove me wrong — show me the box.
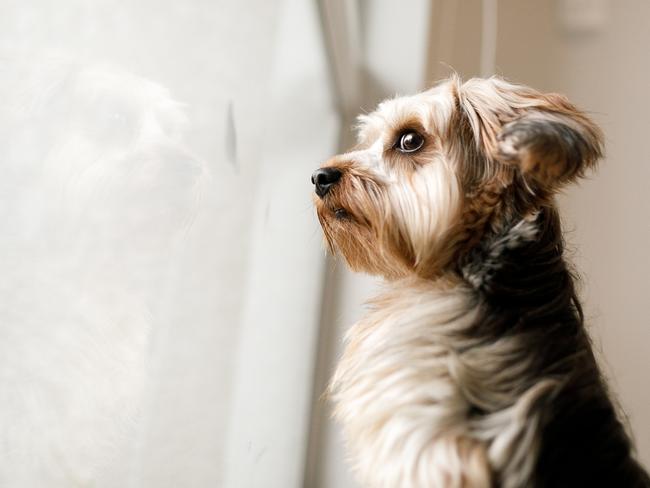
[0,0,647,487]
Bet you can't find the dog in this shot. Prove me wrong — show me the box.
[0,59,204,486]
[312,76,650,487]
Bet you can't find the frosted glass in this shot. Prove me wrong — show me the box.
[0,1,337,486]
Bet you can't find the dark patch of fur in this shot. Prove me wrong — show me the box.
[459,207,650,487]
[497,115,603,188]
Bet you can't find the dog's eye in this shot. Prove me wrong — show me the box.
[396,131,424,153]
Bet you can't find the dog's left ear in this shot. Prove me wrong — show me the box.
[459,77,604,189]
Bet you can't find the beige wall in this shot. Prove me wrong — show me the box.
[427,0,650,466]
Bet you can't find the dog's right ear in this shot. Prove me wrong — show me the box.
[495,98,603,188]
[459,77,603,191]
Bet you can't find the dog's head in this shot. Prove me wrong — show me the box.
[312,76,603,279]
[2,60,207,295]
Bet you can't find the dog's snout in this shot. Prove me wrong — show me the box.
[311,167,342,198]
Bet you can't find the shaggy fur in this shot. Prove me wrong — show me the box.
[312,76,650,487]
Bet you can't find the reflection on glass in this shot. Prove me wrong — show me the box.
[1,57,205,484]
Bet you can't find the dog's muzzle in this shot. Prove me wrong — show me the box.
[311,167,341,198]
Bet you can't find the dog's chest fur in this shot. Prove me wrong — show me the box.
[330,279,552,488]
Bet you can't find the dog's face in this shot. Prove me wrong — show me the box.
[42,66,204,235]
[2,60,206,293]
[312,77,603,279]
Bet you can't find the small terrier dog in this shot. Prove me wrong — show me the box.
[312,76,650,487]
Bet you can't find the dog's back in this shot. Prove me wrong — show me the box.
[463,206,650,487]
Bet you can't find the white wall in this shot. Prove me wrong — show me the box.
[223,0,339,486]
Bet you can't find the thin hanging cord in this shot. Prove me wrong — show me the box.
[480,0,498,77]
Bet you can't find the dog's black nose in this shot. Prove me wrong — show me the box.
[311,167,342,198]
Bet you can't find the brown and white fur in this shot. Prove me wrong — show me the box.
[312,76,650,488]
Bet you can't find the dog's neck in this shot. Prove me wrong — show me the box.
[460,205,580,329]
